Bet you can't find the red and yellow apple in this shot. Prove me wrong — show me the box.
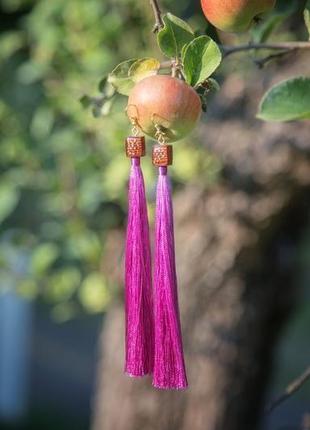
[127,75,201,142]
[201,0,276,33]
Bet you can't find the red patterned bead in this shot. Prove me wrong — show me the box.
[125,136,145,158]
[152,145,173,167]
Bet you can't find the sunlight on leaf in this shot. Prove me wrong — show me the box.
[129,58,160,82]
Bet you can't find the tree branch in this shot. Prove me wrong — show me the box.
[266,366,310,415]
[223,41,310,57]
[148,2,310,67]
[158,42,310,72]
[253,49,296,68]
[149,0,164,33]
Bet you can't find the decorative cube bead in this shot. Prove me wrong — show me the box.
[125,136,145,158]
[152,145,173,167]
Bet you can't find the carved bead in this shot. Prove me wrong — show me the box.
[152,145,173,167]
[125,136,145,158]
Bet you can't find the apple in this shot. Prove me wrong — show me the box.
[127,75,201,142]
[201,0,276,33]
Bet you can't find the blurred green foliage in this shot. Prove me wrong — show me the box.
[0,0,221,319]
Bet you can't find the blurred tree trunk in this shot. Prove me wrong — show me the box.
[91,69,310,430]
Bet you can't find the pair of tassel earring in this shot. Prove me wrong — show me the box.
[124,122,188,390]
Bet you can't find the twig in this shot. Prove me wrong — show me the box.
[254,49,296,68]
[266,366,310,415]
[149,0,164,33]
[223,41,310,57]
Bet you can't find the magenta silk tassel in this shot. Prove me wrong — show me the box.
[125,157,154,376]
[153,166,188,389]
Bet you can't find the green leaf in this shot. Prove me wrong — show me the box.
[304,1,310,39]
[98,76,108,93]
[107,59,137,96]
[92,98,114,118]
[100,99,114,116]
[157,13,194,58]
[98,77,115,97]
[104,82,116,98]
[182,36,222,87]
[108,58,161,95]
[257,76,310,122]
[81,94,115,118]
[80,95,93,109]
[129,58,160,82]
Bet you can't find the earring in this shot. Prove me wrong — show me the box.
[124,119,154,377]
[152,125,188,390]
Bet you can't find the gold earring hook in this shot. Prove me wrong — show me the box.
[126,104,140,137]
[151,113,169,145]
[131,118,140,137]
[154,123,167,146]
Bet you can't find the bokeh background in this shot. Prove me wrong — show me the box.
[0,0,309,429]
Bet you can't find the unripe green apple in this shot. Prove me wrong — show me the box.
[201,0,276,33]
[127,75,201,142]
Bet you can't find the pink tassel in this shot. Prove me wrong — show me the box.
[153,166,188,389]
[125,157,154,376]
[125,158,154,376]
